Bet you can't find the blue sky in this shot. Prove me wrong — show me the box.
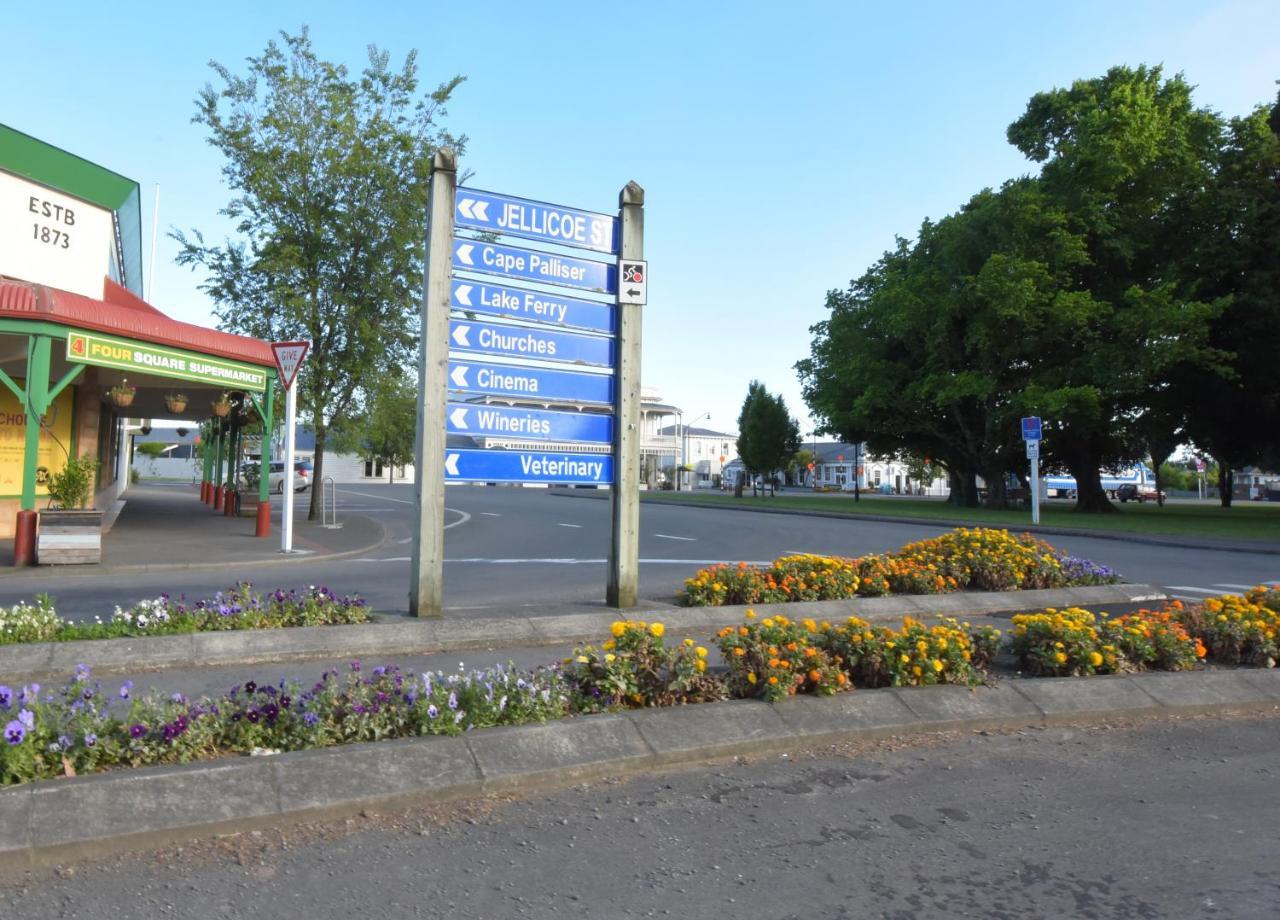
[4,1,1277,436]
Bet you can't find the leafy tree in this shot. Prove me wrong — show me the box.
[330,374,417,483]
[736,381,800,496]
[135,442,169,459]
[175,28,464,519]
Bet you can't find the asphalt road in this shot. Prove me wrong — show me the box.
[3,483,1277,619]
[4,713,1278,918]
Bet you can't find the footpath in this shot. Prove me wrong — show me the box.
[4,582,1280,871]
[0,483,386,579]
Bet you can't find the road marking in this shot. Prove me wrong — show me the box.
[481,512,502,517]
[556,523,583,529]
[1212,583,1276,591]
[653,533,695,542]
[445,509,471,530]
[398,537,412,544]
[337,488,415,505]
[437,557,775,565]
[1165,586,1219,594]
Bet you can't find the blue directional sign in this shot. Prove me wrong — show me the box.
[455,188,619,255]
[444,448,613,485]
[447,403,613,444]
[448,360,613,405]
[449,319,613,368]
[1021,416,1042,441]
[451,280,614,335]
[453,239,617,295]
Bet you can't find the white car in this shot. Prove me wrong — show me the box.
[267,460,312,493]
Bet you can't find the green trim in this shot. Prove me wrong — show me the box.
[66,330,269,393]
[0,125,137,211]
[48,364,84,403]
[21,336,51,509]
[0,366,23,403]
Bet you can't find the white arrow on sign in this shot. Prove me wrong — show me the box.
[454,284,473,306]
[456,198,489,221]
[455,243,475,266]
[451,325,471,347]
[444,453,460,476]
[449,407,469,429]
[450,366,469,388]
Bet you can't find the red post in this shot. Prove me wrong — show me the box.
[200,480,209,503]
[255,500,271,537]
[223,489,236,517]
[13,509,37,566]
[213,485,224,511]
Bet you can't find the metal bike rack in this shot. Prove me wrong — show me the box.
[321,476,342,529]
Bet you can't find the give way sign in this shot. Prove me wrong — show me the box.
[271,341,310,391]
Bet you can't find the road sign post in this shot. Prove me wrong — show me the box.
[410,150,457,618]
[1022,416,1042,525]
[608,181,644,608]
[271,341,309,553]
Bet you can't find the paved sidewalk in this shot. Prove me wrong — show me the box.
[0,484,386,578]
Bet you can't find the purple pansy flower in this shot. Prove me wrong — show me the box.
[4,721,25,745]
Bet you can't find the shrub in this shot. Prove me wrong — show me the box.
[714,612,846,702]
[680,527,1118,606]
[563,619,726,711]
[816,616,991,688]
[0,662,568,785]
[1009,607,1200,676]
[1176,590,1280,667]
[0,596,60,645]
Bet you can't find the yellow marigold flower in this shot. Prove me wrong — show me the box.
[762,618,774,628]
[610,621,627,637]
[912,665,923,677]
[696,646,708,658]
[1054,651,1068,664]
[649,622,665,638]
[576,655,589,663]
[733,647,745,657]
[1088,651,1103,667]
[803,618,817,632]
[602,640,616,651]
[745,609,756,619]
[747,672,757,684]
[605,653,617,663]
[932,659,944,672]
[695,659,706,672]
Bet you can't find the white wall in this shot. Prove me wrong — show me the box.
[133,455,200,481]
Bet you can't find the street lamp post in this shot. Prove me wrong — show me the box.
[854,441,861,503]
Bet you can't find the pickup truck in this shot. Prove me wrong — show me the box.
[1117,483,1165,504]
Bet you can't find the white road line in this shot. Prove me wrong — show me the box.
[480,512,502,517]
[397,537,412,544]
[1165,586,1219,594]
[437,558,775,565]
[653,533,695,542]
[337,488,415,505]
[556,523,583,529]
[444,509,471,530]
[1212,583,1275,591]
[356,556,411,563]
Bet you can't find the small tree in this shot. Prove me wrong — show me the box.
[332,375,417,483]
[736,381,801,497]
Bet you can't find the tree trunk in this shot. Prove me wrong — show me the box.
[949,465,981,507]
[1068,458,1115,513]
[1217,462,1234,508]
[308,423,326,521]
[982,466,1009,509]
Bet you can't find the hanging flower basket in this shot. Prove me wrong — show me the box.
[108,380,135,408]
[211,394,233,418]
[164,393,188,414]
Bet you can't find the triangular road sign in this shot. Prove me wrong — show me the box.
[271,341,310,391]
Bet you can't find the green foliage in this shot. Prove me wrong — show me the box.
[174,28,464,519]
[735,381,800,490]
[135,442,168,459]
[330,372,416,480]
[45,455,98,510]
[800,64,1269,513]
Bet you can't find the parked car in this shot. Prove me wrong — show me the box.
[267,459,312,493]
[1117,482,1164,503]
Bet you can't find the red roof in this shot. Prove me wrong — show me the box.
[0,277,275,367]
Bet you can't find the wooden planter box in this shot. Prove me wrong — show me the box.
[37,509,103,565]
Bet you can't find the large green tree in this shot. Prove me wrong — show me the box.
[175,28,464,519]
[736,381,800,496]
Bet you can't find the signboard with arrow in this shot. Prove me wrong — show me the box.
[618,259,647,305]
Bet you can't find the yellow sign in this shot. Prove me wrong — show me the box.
[0,382,75,497]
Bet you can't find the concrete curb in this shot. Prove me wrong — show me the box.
[0,584,1166,685]
[551,491,1280,556]
[1,667,1276,870]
